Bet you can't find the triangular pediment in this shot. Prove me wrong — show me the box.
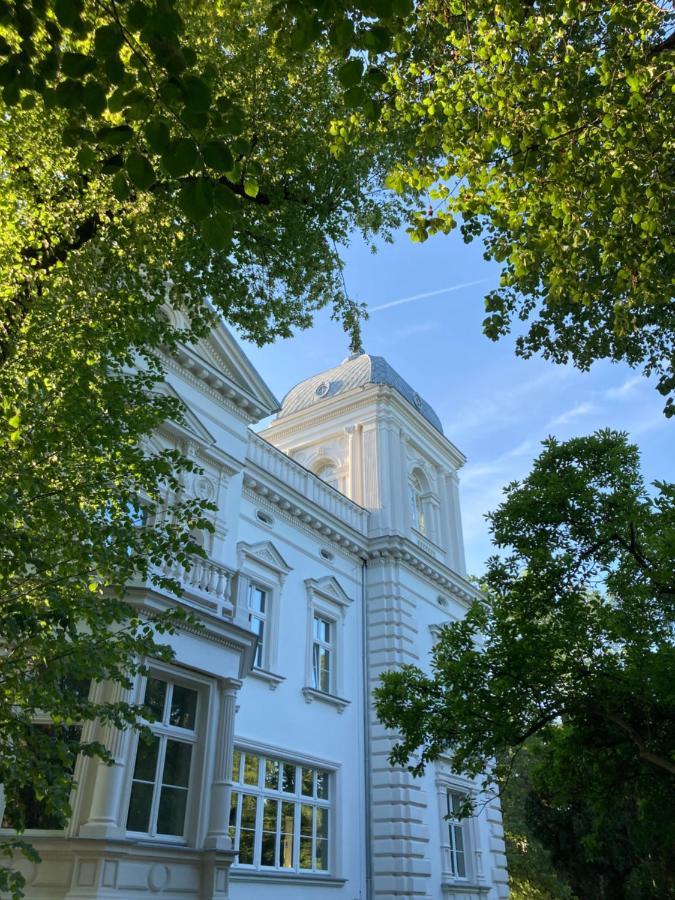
[195,319,279,418]
[305,576,352,608]
[238,540,292,576]
[154,383,216,445]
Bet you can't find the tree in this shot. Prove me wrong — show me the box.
[374,431,675,897]
[277,0,675,413]
[0,2,405,894]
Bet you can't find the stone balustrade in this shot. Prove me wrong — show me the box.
[135,552,234,619]
[246,431,369,537]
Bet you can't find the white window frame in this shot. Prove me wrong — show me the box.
[302,577,352,713]
[435,768,485,889]
[311,612,334,694]
[246,582,269,670]
[123,668,206,844]
[236,541,291,689]
[229,742,338,876]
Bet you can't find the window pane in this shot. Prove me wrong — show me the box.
[316,806,328,840]
[169,684,197,729]
[238,795,257,865]
[232,750,241,782]
[299,837,313,870]
[281,763,296,793]
[261,799,278,867]
[229,792,238,842]
[243,754,260,786]
[265,758,280,790]
[319,648,331,692]
[313,615,330,643]
[300,803,313,837]
[316,770,329,800]
[126,780,154,832]
[162,740,192,788]
[249,585,266,613]
[238,826,255,865]
[280,802,295,868]
[301,767,314,797]
[157,785,188,836]
[240,794,257,829]
[132,735,159,782]
[316,838,329,871]
[252,620,264,668]
[143,677,167,721]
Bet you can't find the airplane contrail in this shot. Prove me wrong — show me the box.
[368,278,492,313]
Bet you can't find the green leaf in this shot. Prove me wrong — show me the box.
[94,24,124,58]
[97,124,134,146]
[181,74,211,112]
[243,177,259,198]
[61,52,96,78]
[202,140,233,173]
[201,212,233,250]
[126,1,149,32]
[82,81,107,117]
[111,170,131,200]
[344,85,366,108]
[76,146,97,170]
[126,151,155,190]
[54,0,83,29]
[162,138,200,177]
[213,181,241,212]
[338,58,363,89]
[144,118,171,153]
[179,177,213,222]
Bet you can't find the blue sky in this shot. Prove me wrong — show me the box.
[239,227,673,576]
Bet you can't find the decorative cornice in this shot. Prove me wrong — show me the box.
[366,536,480,606]
[242,475,366,555]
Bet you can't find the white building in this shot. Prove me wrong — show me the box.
[3,320,509,900]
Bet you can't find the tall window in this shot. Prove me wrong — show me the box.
[446,790,468,878]
[312,614,333,693]
[247,583,268,669]
[229,748,331,873]
[410,472,427,535]
[126,675,198,839]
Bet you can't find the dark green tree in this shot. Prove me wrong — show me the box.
[374,431,675,898]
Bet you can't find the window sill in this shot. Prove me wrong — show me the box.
[302,686,350,713]
[249,667,286,690]
[441,881,490,896]
[231,869,346,887]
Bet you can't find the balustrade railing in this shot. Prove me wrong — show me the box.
[132,553,234,619]
[247,432,369,535]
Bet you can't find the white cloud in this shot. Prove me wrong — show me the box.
[369,278,492,313]
[548,402,596,428]
[605,374,643,400]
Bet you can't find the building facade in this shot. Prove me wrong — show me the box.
[2,321,509,900]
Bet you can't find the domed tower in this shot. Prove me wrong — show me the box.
[261,352,467,575]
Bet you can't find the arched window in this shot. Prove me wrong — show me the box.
[409,470,428,536]
[315,461,339,491]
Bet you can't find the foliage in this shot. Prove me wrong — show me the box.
[374,431,675,896]
[0,0,406,366]
[0,2,407,893]
[500,744,574,900]
[0,279,213,896]
[277,0,675,413]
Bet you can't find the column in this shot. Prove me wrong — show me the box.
[78,682,133,839]
[204,678,241,850]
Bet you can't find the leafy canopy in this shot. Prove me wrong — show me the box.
[374,431,675,888]
[278,0,675,413]
[0,0,407,367]
[0,2,407,895]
